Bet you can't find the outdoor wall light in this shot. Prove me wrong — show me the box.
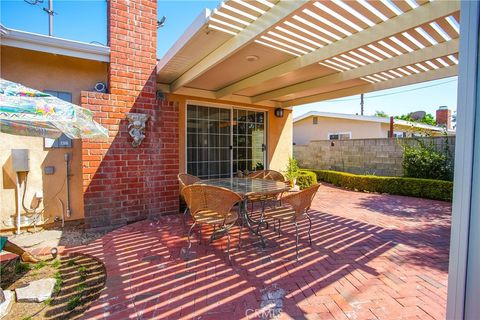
[51,247,58,259]
[274,108,284,118]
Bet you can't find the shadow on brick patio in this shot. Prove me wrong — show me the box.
[65,184,451,320]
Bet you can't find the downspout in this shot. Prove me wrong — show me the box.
[64,153,71,218]
[15,173,23,234]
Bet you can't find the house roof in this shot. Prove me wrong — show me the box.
[157,0,460,108]
[293,110,455,133]
[0,25,110,62]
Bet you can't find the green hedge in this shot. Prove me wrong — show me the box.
[296,170,318,189]
[307,169,453,201]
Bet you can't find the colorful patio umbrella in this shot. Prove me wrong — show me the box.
[0,78,108,139]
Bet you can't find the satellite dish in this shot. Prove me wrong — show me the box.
[410,111,426,120]
[157,16,166,28]
[94,82,107,93]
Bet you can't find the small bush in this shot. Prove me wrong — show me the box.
[296,170,317,189]
[310,169,453,201]
[66,295,82,311]
[15,262,31,274]
[32,261,46,270]
[284,157,300,184]
[402,138,453,181]
[50,259,61,269]
[53,271,63,294]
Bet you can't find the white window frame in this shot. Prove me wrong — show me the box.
[184,100,269,178]
[327,132,352,140]
[447,2,480,319]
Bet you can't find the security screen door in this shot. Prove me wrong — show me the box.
[186,104,266,179]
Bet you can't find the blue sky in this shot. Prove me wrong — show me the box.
[1,0,458,119]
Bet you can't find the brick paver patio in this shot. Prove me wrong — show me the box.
[66,184,451,320]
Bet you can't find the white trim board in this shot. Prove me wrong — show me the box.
[1,26,110,62]
[447,1,480,319]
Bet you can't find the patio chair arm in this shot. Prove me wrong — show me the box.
[281,184,321,215]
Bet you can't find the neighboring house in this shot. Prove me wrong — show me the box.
[293,109,455,145]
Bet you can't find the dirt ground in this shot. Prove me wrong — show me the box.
[1,253,106,319]
[1,223,106,254]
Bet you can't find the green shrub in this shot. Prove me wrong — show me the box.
[284,157,300,184]
[402,138,453,181]
[296,170,317,189]
[310,169,453,201]
[66,295,82,311]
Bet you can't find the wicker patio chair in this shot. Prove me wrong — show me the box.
[181,184,242,262]
[178,173,202,232]
[263,184,321,260]
[246,170,286,220]
[247,169,285,182]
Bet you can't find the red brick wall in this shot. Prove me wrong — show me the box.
[436,108,452,130]
[81,0,179,230]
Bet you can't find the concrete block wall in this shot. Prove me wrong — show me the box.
[294,136,455,177]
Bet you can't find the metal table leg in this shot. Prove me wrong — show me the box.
[240,199,266,248]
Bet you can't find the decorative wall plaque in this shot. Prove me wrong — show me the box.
[127,113,149,147]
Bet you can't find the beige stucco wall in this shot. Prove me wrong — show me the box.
[169,94,292,175]
[0,46,108,230]
[293,116,386,145]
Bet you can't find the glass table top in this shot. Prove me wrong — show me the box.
[195,178,289,196]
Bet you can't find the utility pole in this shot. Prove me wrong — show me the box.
[43,0,54,36]
[360,93,364,115]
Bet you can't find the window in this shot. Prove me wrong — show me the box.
[312,116,318,125]
[43,90,73,148]
[44,90,72,103]
[393,131,406,138]
[328,132,351,140]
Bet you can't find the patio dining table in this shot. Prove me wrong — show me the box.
[195,177,290,247]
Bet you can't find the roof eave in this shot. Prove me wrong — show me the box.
[293,111,390,124]
[157,8,211,73]
[0,26,110,62]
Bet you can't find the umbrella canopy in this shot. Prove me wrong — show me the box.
[0,78,108,139]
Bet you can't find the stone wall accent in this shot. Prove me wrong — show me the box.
[81,0,179,230]
[294,136,455,177]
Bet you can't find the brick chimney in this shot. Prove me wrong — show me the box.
[80,0,180,230]
[436,106,451,129]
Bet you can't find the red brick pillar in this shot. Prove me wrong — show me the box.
[436,107,452,130]
[81,0,179,230]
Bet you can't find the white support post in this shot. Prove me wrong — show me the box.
[446,1,480,319]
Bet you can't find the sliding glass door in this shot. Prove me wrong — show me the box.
[186,104,266,179]
[232,109,265,174]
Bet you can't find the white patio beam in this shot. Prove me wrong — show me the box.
[158,84,278,108]
[281,65,458,107]
[170,0,309,92]
[251,39,459,103]
[216,0,460,98]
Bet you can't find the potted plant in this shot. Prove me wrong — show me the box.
[284,157,300,190]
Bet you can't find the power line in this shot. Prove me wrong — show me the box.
[324,78,457,103]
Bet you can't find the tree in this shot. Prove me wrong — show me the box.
[395,112,436,126]
[374,110,389,117]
